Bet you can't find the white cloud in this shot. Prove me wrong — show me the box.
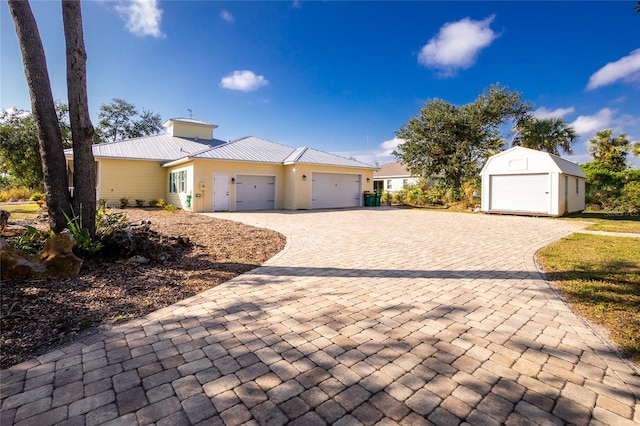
[378,137,404,157]
[219,70,269,92]
[115,0,164,38]
[220,10,234,23]
[533,107,575,119]
[587,49,640,90]
[418,15,498,76]
[570,108,614,136]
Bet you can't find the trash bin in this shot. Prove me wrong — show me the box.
[374,192,381,207]
[364,192,375,207]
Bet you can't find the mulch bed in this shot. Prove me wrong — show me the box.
[0,209,286,369]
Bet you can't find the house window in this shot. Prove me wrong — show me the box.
[403,179,408,187]
[169,170,187,193]
[387,180,392,190]
[576,177,579,194]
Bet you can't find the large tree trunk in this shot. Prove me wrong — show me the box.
[62,0,96,237]
[8,0,72,233]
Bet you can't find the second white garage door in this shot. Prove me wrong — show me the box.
[235,175,275,211]
[312,173,361,209]
[489,174,550,214]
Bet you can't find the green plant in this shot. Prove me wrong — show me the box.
[135,199,145,207]
[98,198,107,209]
[148,198,166,208]
[95,204,128,238]
[119,197,129,209]
[164,204,177,212]
[11,225,53,254]
[29,192,45,202]
[63,210,103,257]
[0,186,33,202]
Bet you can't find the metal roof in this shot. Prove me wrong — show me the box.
[67,133,376,170]
[188,136,377,169]
[192,136,297,163]
[64,134,225,161]
[293,147,377,169]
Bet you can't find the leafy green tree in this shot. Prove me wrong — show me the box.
[0,104,72,190]
[394,84,531,200]
[512,117,577,155]
[96,98,162,142]
[633,142,640,158]
[588,129,630,172]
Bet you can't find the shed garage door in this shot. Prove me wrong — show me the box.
[312,173,361,209]
[235,175,275,211]
[490,174,550,214]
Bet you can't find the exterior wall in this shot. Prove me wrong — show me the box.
[557,174,586,214]
[168,122,213,140]
[373,176,419,193]
[97,158,166,207]
[166,163,195,211]
[190,160,285,212]
[287,164,375,210]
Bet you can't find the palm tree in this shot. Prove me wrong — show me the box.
[512,117,577,155]
[588,129,630,172]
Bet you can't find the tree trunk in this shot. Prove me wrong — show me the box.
[62,0,96,237]
[8,0,72,233]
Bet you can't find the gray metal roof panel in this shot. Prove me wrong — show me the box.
[64,134,224,161]
[192,136,297,163]
[294,147,377,169]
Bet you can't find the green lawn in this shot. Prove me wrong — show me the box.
[1,202,41,221]
[537,233,640,365]
[562,212,640,234]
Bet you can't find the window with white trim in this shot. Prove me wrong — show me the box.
[169,170,187,193]
[387,179,392,190]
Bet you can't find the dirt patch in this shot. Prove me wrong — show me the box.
[0,208,286,369]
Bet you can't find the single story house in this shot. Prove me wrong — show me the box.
[64,118,377,212]
[373,162,419,193]
[480,146,586,216]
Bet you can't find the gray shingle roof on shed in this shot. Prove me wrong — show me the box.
[64,134,224,161]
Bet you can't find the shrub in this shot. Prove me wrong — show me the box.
[164,204,178,212]
[98,199,107,209]
[149,198,166,208]
[95,204,129,238]
[135,199,145,207]
[119,197,129,209]
[29,192,45,202]
[0,186,32,202]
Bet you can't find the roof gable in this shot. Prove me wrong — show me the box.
[481,146,586,177]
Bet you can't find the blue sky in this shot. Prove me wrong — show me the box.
[2,1,639,167]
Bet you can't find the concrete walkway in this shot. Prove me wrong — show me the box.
[1,208,638,425]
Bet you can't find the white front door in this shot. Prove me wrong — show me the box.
[213,174,229,211]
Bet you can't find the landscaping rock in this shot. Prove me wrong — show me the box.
[0,233,83,280]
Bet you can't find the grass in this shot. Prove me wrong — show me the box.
[1,202,42,221]
[562,212,640,234]
[537,233,640,365]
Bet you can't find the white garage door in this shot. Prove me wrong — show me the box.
[490,174,550,214]
[312,173,361,209]
[235,175,275,211]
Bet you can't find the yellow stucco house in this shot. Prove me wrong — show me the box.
[65,118,377,212]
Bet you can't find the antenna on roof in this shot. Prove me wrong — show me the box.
[187,108,193,118]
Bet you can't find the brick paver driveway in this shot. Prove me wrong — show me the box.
[2,208,639,425]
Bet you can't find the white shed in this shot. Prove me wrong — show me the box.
[480,147,586,217]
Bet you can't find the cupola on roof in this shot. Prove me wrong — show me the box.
[163,118,219,140]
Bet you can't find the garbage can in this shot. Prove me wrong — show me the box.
[374,192,381,207]
[364,192,375,207]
